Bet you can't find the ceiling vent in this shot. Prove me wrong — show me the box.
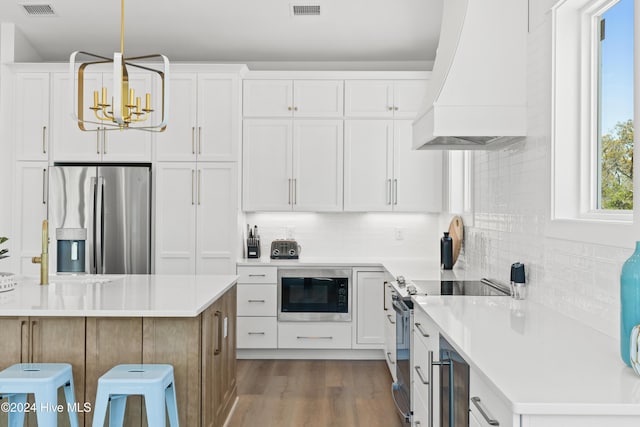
[291,4,321,16]
[21,4,56,16]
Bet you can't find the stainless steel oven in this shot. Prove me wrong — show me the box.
[278,268,352,321]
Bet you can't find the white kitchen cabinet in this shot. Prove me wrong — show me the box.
[237,317,278,349]
[236,265,278,349]
[243,79,343,118]
[383,282,397,381]
[243,119,343,212]
[354,271,385,347]
[344,80,427,119]
[14,73,50,161]
[412,307,441,427]
[278,322,352,349]
[51,72,152,162]
[155,73,239,162]
[155,162,237,274]
[469,368,514,427]
[12,162,48,275]
[344,120,442,212]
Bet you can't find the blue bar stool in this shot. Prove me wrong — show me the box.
[0,363,80,427]
[92,364,179,427]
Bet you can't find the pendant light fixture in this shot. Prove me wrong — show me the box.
[70,0,169,132]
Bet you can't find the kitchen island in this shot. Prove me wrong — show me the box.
[0,274,238,427]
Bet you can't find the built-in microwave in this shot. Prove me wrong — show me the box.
[277,268,352,322]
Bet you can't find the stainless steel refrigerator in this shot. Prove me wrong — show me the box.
[49,163,152,274]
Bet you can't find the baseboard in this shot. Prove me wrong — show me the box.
[237,348,384,360]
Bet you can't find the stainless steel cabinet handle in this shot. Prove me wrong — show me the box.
[42,126,47,154]
[387,106,393,111]
[394,106,399,111]
[386,314,395,325]
[386,352,395,365]
[102,128,107,154]
[294,106,298,111]
[393,179,398,205]
[414,366,428,385]
[415,322,430,337]
[214,310,223,355]
[471,397,500,426]
[387,179,392,205]
[96,130,100,155]
[248,274,266,277]
[191,170,196,205]
[248,299,266,303]
[296,336,333,340]
[42,169,47,205]
[248,332,265,335]
[293,178,297,205]
[197,169,202,205]
[288,106,293,111]
[288,178,292,205]
[198,126,202,154]
[192,127,196,154]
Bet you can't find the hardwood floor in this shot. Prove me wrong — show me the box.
[226,360,405,427]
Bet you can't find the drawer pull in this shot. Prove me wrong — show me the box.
[386,314,396,325]
[414,366,428,385]
[247,332,265,335]
[471,396,500,426]
[296,336,332,340]
[248,299,266,303]
[248,274,266,277]
[386,352,395,365]
[415,322,430,337]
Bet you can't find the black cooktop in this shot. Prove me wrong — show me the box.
[412,279,510,297]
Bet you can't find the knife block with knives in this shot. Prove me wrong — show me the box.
[246,224,260,259]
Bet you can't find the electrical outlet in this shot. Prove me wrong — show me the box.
[394,227,404,240]
[286,226,295,239]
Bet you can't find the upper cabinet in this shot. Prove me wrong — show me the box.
[344,80,427,119]
[243,80,344,118]
[14,73,50,161]
[50,72,152,162]
[155,73,240,162]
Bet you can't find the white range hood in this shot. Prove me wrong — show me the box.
[412,0,527,150]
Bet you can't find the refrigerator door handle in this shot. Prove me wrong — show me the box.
[95,176,104,274]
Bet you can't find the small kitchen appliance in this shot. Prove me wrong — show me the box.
[56,228,87,273]
[270,239,300,259]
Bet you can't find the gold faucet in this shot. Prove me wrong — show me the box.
[31,219,49,285]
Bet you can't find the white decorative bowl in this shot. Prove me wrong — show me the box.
[0,272,17,293]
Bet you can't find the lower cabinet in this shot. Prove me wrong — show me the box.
[237,317,278,348]
[469,368,513,427]
[383,282,397,380]
[412,309,440,427]
[0,286,236,427]
[354,270,385,347]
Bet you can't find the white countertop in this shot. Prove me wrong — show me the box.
[414,295,640,416]
[0,274,238,317]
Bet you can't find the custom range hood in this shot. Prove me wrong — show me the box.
[412,0,527,150]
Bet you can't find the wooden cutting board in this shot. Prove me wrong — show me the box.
[448,216,464,266]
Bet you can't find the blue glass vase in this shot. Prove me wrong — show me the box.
[621,241,640,366]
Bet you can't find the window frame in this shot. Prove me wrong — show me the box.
[550,0,637,246]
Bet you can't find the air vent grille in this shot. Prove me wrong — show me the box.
[21,4,56,16]
[292,5,321,16]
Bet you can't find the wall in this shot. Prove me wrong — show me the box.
[459,0,634,340]
[245,212,442,260]
[0,24,15,272]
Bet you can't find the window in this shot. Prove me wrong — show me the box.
[550,0,636,246]
[597,0,634,210]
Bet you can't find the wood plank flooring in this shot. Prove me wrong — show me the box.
[226,360,405,427]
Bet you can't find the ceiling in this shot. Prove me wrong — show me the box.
[0,0,443,69]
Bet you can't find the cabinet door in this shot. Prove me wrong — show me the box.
[393,80,428,119]
[201,300,221,427]
[143,317,201,427]
[293,80,344,118]
[393,120,443,212]
[242,120,293,211]
[85,318,143,427]
[243,80,293,117]
[344,80,394,118]
[155,73,198,162]
[155,163,197,274]
[0,317,27,368]
[344,120,394,211]
[14,163,48,276]
[29,317,86,427]
[15,73,49,161]
[100,73,152,161]
[355,271,385,346]
[292,120,343,211]
[51,72,102,161]
[195,163,237,274]
[197,74,240,162]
